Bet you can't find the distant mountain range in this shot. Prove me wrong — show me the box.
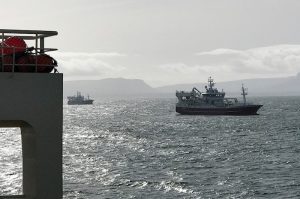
[64,73,300,98]
[64,78,156,98]
[156,73,300,96]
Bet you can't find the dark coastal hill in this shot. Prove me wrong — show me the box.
[64,78,156,98]
[64,74,300,98]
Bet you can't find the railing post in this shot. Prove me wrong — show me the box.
[12,47,15,72]
[40,37,44,54]
[35,33,38,73]
[1,33,4,72]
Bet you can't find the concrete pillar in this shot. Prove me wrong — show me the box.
[0,73,63,199]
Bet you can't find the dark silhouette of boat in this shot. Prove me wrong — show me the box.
[67,92,94,105]
[176,77,262,115]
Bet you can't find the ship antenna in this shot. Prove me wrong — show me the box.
[208,76,215,90]
[241,84,248,105]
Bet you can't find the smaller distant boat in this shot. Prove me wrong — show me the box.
[67,91,94,105]
[176,77,263,115]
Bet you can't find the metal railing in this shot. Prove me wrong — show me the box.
[0,29,58,73]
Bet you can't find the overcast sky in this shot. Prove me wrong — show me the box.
[3,0,300,86]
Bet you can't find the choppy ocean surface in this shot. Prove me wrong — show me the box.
[0,96,300,198]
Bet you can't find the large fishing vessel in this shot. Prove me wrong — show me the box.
[176,77,262,115]
[67,92,94,105]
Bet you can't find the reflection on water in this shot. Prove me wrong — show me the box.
[0,128,22,195]
[1,97,300,198]
[63,96,300,198]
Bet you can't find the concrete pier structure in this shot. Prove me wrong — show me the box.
[0,73,63,198]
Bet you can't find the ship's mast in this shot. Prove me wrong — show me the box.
[241,84,248,105]
[208,76,215,90]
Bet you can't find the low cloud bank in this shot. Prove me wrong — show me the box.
[195,45,300,75]
[51,52,126,80]
[51,45,300,86]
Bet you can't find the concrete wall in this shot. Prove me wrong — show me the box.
[0,73,63,199]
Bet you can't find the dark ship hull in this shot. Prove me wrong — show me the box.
[176,104,262,115]
[67,99,94,105]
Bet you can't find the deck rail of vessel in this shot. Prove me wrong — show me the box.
[0,29,58,73]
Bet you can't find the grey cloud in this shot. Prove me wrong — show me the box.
[53,52,126,80]
[195,45,300,75]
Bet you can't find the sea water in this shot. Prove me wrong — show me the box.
[1,96,300,198]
